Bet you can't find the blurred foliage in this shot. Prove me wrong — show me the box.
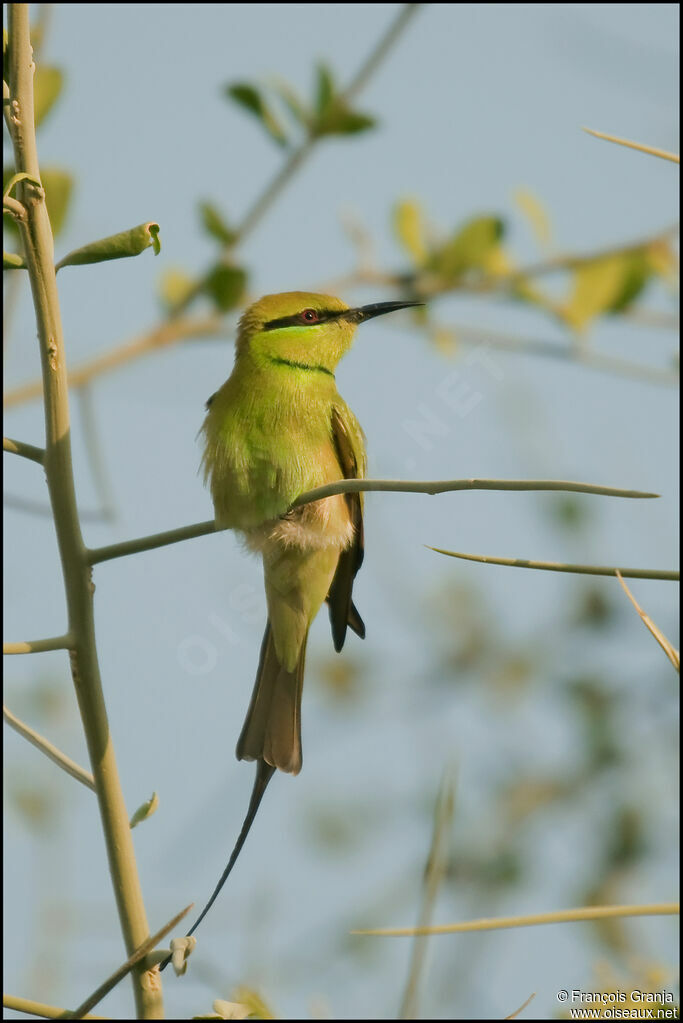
[226,64,376,147]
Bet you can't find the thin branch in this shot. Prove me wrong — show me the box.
[233,3,421,244]
[87,476,658,566]
[3,435,45,463]
[77,385,117,522]
[505,993,537,1020]
[352,902,680,937]
[4,315,226,409]
[3,995,105,1020]
[435,323,679,388]
[4,493,113,521]
[583,127,680,164]
[5,8,162,1017]
[429,547,679,582]
[3,195,25,219]
[3,704,95,791]
[3,634,72,654]
[399,769,456,1020]
[616,571,680,671]
[62,903,193,1021]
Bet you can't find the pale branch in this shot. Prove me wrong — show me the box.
[87,477,659,566]
[2,995,105,1020]
[616,571,680,672]
[5,8,162,1017]
[3,195,25,220]
[352,902,680,937]
[3,704,95,791]
[62,903,193,1021]
[429,547,679,582]
[434,323,679,388]
[3,634,72,654]
[505,993,537,1020]
[583,127,680,164]
[3,436,45,463]
[4,315,226,409]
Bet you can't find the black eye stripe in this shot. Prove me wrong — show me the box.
[263,309,345,330]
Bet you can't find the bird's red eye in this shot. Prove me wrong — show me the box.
[301,308,319,323]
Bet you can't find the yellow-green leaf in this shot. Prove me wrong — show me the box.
[203,263,247,312]
[3,251,25,269]
[514,188,553,249]
[199,200,237,246]
[56,221,161,270]
[129,791,159,829]
[393,199,428,266]
[561,252,651,332]
[159,266,197,311]
[226,82,288,147]
[40,166,74,239]
[34,67,64,128]
[430,215,505,281]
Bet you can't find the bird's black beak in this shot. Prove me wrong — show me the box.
[344,300,424,324]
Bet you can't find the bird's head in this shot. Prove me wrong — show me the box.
[236,291,422,375]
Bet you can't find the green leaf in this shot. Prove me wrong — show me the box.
[272,79,310,128]
[203,263,247,312]
[393,198,428,265]
[514,188,553,249]
[3,251,25,269]
[315,63,335,118]
[198,200,237,246]
[40,167,74,238]
[430,215,505,281]
[56,221,161,271]
[226,82,288,147]
[314,101,376,138]
[561,251,651,332]
[129,791,159,829]
[34,67,64,128]
[159,266,197,311]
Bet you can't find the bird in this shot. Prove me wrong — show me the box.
[161,292,420,964]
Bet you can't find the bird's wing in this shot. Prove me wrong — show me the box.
[327,405,366,651]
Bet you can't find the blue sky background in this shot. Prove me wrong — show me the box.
[3,5,679,1020]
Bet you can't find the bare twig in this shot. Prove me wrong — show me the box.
[3,704,95,791]
[3,436,45,463]
[62,903,193,1020]
[616,571,680,671]
[505,993,537,1020]
[353,902,680,937]
[2,995,104,1020]
[87,476,658,566]
[4,634,72,654]
[429,547,678,582]
[583,127,680,164]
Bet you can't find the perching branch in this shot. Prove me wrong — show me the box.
[352,902,680,937]
[3,704,95,792]
[86,476,659,566]
[429,547,679,582]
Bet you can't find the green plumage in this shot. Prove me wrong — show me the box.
[168,292,420,956]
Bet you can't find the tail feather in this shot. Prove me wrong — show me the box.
[236,622,307,775]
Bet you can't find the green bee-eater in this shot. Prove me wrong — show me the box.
[171,292,420,951]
